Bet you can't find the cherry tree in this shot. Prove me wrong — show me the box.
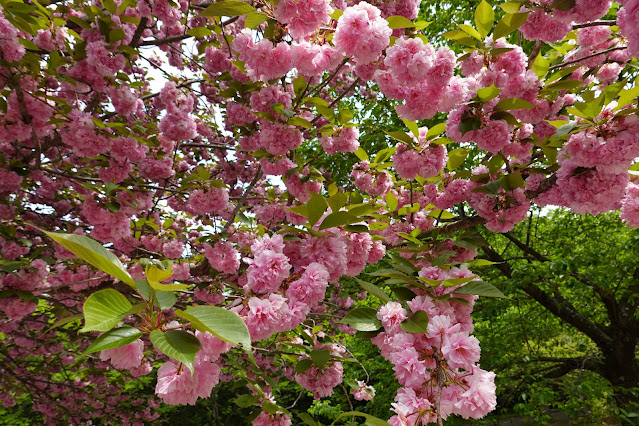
[0,0,638,424]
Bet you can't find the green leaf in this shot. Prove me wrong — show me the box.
[400,310,429,334]
[298,412,320,426]
[386,15,414,29]
[354,147,369,161]
[333,412,391,426]
[503,172,526,190]
[43,313,83,334]
[458,117,482,135]
[455,280,508,298]
[244,12,268,28]
[355,278,391,303]
[447,148,469,171]
[500,1,525,13]
[338,109,354,125]
[442,29,476,47]
[186,27,214,37]
[199,0,256,17]
[234,394,260,408]
[310,349,331,369]
[531,52,550,78]
[83,326,142,355]
[150,330,201,374]
[459,24,481,40]
[574,95,605,119]
[295,359,313,374]
[476,84,501,102]
[551,0,575,11]
[137,279,176,310]
[493,12,528,40]
[319,211,359,230]
[425,123,446,140]
[385,191,398,212]
[327,192,348,213]
[44,231,136,288]
[384,130,413,144]
[307,192,328,227]
[176,305,251,352]
[339,307,382,331]
[493,98,537,111]
[475,0,494,39]
[81,289,133,332]
[147,280,190,292]
[403,119,419,138]
[288,116,312,129]
[146,264,172,282]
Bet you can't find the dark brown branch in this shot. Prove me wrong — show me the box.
[129,17,149,48]
[572,20,616,29]
[548,46,627,71]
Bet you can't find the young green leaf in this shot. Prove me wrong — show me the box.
[386,15,415,29]
[83,326,142,355]
[176,305,252,352]
[150,330,201,374]
[199,0,256,17]
[44,231,136,288]
[319,211,359,230]
[310,349,331,369]
[338,307,382,331]
[81,289,133,332]
[400,310,429,333]
[355,278,392,303]
[475,0,494,39]
[455,280,509,298]
[493,98,537,111]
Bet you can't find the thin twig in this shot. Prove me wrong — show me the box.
[222,165,262,234]
[548,46,626,71]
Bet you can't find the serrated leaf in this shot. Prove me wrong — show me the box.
[459,117,482,135]
[310,349,331,369]
[459,24,481,40]
[137,279,176,310]
[551,0,575,11]
[455,280,508,298]
[307,192,328,227]
[199,0,255,17]
[531,52,550,78]
[384,130,413,144]
[81,289,132,332]
[475,0,494,39]
[447,148,469,171]
[288,116,313,129]
[295,359,313,374]
[327,192,348,213]
[176,305,251,351]
[574,95,605,119]
[442,29,476,47]
[234,394,260,408]
[386,15,414,29]
[83,326,142,355]
[502,172,526,190]
[332,412,391,426]
[186,27,214,37]
[150,330,201,374]
[476,84,501,102]
[319,211,359,230]
[500,1,524,13]
[45,231,136,288]
[493,98,537,111]
[338,307,382,331]
[425,123,446,140]
[493,12,528,40]
[400,310,429,334]
[385,191,398,212]
[355,278,391,303]
[43,313,83,334]
[245,12,268,28]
